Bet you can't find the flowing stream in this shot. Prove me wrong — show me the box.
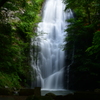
[31,0,73,90]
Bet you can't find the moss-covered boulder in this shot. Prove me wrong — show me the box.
[45,92,56,99]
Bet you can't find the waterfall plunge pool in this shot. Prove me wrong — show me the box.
[41,89,74,96]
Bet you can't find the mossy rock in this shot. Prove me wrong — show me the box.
[0,88,13,95]
[45,92,56,99]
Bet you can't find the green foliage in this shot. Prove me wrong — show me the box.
[86,31,100,55]
[0,0,44,88]
[3,0,26,10]
[16,3,41,41]
[0,72,21,88]
[64,0,100,90]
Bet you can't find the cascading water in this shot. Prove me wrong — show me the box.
[30,0,73,90]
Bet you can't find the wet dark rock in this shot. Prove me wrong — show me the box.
[45,92,56,99]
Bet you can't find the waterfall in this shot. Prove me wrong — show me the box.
[30,0,73,90]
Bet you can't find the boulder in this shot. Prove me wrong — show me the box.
[45,92,56,99]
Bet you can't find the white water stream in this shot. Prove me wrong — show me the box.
[31,0,73,90]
